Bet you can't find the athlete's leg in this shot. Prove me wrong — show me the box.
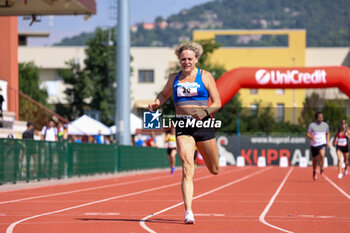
[344,152,349,175]
[312,155,318,180]
[196,138,219,175]
[170,149,177,168]
[177,135,196,211]
[319,148,326,177]
[336,149,343,175]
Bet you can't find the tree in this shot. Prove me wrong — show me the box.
[57,60,92,120]
[298,92,323,128]
[84,27,116,125]
[18,62,49,128]
[322,99,348,132]
[58,27,116,125]
[239,101,275,135]
[19,62,48,104]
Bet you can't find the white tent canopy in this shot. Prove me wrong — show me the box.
[68,114,111,135]
[110,113,142,135]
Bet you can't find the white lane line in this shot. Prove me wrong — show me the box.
[259,167,294,233]
[0,167,218,205]
[140,167,271,233]
[324,176,350,200]
[6,167,247,233]
[0,169,212,205]
[0,174,178,205]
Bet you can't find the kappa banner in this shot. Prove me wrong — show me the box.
[217,135,338,166]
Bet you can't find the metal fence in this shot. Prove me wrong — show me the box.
[0,139,180,185]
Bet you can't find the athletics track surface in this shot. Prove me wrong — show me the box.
[0,166,349,233]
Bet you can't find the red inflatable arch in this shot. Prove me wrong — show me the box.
[216,66,350,106]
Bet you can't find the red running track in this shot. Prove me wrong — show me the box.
[0,166,349,233]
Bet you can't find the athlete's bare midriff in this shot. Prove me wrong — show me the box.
[175,105,207,117]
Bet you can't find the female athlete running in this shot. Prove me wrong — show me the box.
[148,41,221,224]
[333,119,350,179]
[165,127,177,174]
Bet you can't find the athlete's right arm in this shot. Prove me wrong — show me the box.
[306,125,315,141]
[148,74,176,111]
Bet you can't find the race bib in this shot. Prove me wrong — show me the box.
[314,134,325,142]
[168,141,176,148]
[177,82,199,97]
[338,138,347,146]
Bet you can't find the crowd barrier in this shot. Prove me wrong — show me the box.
[0,139,181,185]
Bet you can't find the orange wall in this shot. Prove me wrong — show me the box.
[0,16,18,119]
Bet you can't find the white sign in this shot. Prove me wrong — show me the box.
[279,156,289,167]
[299,157,308,167]
[257,156,266,167]
[236,156,245,167]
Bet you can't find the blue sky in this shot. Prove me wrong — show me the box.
[19,0,213,46]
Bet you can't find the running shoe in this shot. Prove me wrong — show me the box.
[170,167,175,175]
[344,169,348,176]
[185,210,195,224]
[313,171,317,181]
[337,173,343,179]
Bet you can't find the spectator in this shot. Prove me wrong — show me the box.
[41,119,58,141]
[75,135,82,143]
[22,122,34,139]
[0,87,4,127]
[57,122,64,136]
[58,125,69,142]
[146,132,157,147]
[22,122,37,177]
[95,130,105,144]
[134,135,144,146]
[41,119,58,178]
[70,135,76,143]
[33,129,41,140]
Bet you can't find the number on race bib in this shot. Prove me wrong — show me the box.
[177,83,199,97]
[338,138,347,146]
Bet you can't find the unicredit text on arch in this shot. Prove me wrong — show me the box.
[255,69,327,85]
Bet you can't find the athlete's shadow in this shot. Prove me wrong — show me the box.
[76,218,184,225]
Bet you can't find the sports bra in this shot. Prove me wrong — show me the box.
[172,69,209,107]
[168,134,176,148]
[337,130,348,147]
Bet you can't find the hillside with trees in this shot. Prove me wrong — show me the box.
[55,0,350,47]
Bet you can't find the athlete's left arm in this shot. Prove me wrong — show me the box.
[345,129,350,138]
[326,131,330,147]
[191,70,221,120]
[203,70,222,115]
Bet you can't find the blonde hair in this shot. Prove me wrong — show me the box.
[175,41,203,59]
